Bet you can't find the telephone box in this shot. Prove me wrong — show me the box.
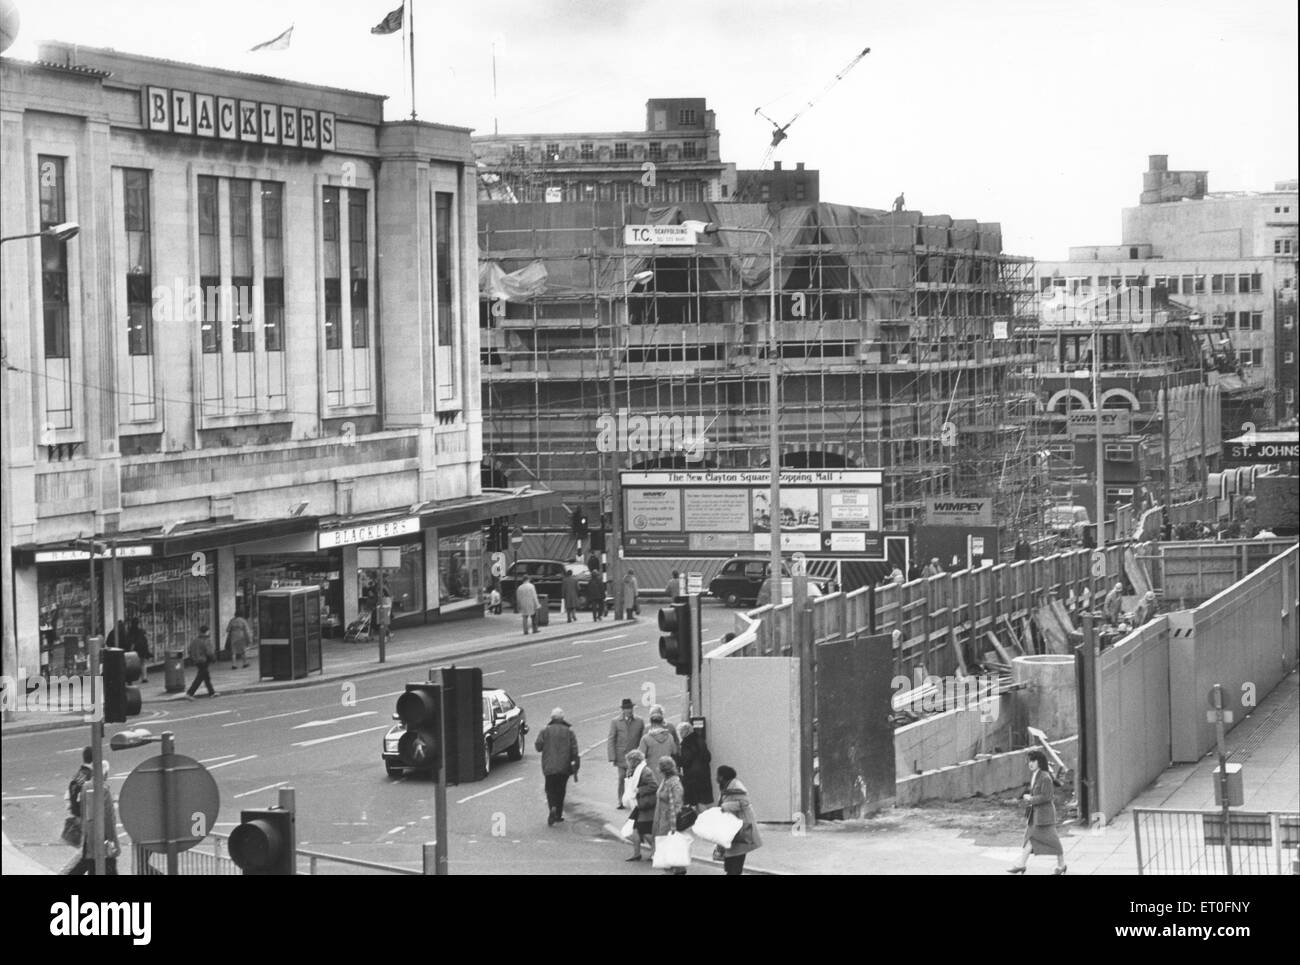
[257,586,324,681]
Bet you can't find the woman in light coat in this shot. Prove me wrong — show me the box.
[622,570,640,620]
[623,749,656,862]
[1007,749,1066,874]
[652,757,686,875]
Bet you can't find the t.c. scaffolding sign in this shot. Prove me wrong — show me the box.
[620,469,887,558]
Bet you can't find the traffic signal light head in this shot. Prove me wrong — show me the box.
[657,601,692,676]
[102,648,143,723]
[440,667,485,785]
[229,807,295,875]
[395,683,441,769]
[571,509,589,538]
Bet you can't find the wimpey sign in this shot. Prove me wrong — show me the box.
[143,87,337,151]
[1067,409,1132,437]
[924,498,993,526]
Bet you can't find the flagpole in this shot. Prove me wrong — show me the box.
[409,0,417,120]
[401,5,408,122]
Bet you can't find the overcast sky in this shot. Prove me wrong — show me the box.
[7,0,1297,259]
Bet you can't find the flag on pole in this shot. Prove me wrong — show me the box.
[371,4,404,35]
[249,25,294,52]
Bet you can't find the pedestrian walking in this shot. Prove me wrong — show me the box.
[607,698,645,807]
[637,705,680,780]
[185,624,217,698]
[516,575,540,635]
[714,765,762,875]
[225,611,253,670]
[374,589,393,647]
[622,569,641,620]
[488,585,502,615]
[623,749,657,861]
[922,557,944,579]
[677,721,713,807]
[1014,531,1033,562]
[535,707,580,826]
[1006,749,1067,874]
[126,617,151,684]
[561,569,580,623]
[105,619,127,651]
[653,758,687,875]
[1103,581,1124,626]
[588,569,606,621]
[665,570,682,599]
[61,751,121,876]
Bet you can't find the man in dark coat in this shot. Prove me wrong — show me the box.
[561,569,580,623]
[1014,531,1033,562]
[535,708,580,826]
[126,618,151,684]
[607,698,645,808]
[588,570,606,621]
[677,721,713,806]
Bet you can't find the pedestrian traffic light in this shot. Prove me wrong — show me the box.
[229,807,296,875]
[658,600,692,676]
[440,667,485,784]
[571,509,589,538]
[395,683,441,770]
[102,647,142,723]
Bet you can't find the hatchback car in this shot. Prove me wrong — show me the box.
[706,557,792,607]
[498,559,593,612]
[382,687,528,778]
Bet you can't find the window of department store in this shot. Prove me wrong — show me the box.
[36,563,104,673]
[236,554,343,639]
[122,554,216,660]
[357,539,424,622]
[438,531,484,614]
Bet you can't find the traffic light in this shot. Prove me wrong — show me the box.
[229,807,296,875]
[657,600,692,676]
[395,683,441,770]
[487,518,509,552]
[571,509,589,539]
[102,647,142,723]
[440,667,485,784]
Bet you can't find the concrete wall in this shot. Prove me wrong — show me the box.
[896,737,1079,806]
[893,696,1015,780]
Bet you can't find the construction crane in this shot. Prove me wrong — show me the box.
[752,45,871,172]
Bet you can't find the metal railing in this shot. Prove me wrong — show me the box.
[1133,808,1300,875]
[130,831,427,875]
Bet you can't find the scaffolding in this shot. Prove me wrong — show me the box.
[479,201,1046,546]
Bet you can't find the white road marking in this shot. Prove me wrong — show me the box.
[608,665,657,678]
[292,711,377,730]
[224,707,315,726]
[234,781,288,800]
[576,633,628,645]
[519,681,584,699]
[198,754,238,764]
[602,641,645,653]
[383,826,405,836]
[355,690,406,704]
[161,710,234,724]
[580,739,605,755]
[1,794,55,800]
[483,670,506,677]
[206,755,258,770]
[291,725,388,748]
[455,777,524,804]
[532,655,581,667]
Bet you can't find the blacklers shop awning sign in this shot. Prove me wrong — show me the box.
[143,87,336,151]
[1067,409,1131,437]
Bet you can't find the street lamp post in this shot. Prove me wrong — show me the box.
[683,221,783,604]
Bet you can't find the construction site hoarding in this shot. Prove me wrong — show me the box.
[621,469,889,557]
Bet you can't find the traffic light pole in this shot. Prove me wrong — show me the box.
[88,633,105,876]
[161,731,179,875]
[688,593,703,717]
[431,672,449,875]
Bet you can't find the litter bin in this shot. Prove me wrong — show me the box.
[535,595,550,627]
[164,650,186,694]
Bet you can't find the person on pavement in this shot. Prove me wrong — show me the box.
[677,721,713,807]
[1006,749,1066,875]
[126,617,151,684]
[61,752,121,876]
[622,569,640,620]
[607,698,645,808]
[561,569,580,623]
[624,749,657,862]
[653,758,687,875]
[637,706,680,781]
[714,765,762,875]
[375,589,393,646]
[516,575,540,635]
[225,611,253,670]
[665,570,682,599]
[588,569,606,621]
[535,707,579,826]
[1014,532,1033,562]
[1103,581,1124,626]
[922,557,944,579]
[185,624,217,698]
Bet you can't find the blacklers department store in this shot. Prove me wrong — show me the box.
[1,43,557,675]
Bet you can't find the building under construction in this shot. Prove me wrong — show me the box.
[478,201,1044,569]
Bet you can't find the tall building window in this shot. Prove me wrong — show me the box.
[545,142,559,159]
[580,142,593,160]
[322,187,342,351]
[648,142,662,161]
[434,192,457,401]
[123,169,153,357]
[678,108,696,125]
[614,142,628,160]
[39,155,73,430]
[1211,274,1224,294]
[349,191,369,348]
[198,176,221,354]
[682,141,697,159]
[510,144,525,161]
[262,183,284,353]
[229,180,254,353]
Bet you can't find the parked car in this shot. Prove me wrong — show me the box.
[755,576,826,608]
[707,557,792,607]
[382,687,527,778]
[498,559,594,611]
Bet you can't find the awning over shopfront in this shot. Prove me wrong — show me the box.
[13,515,322,565]
[315,487,562,549]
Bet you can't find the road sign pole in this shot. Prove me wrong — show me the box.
[1211,684,1234,875]
[161,731,179,875]
[88,631,104,876]
[434,681,449,875]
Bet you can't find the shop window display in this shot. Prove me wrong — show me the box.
[358,539,423,622]
[237,555,343,639]
[122,556,215,659]
[438,532,484,613]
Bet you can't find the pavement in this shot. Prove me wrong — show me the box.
[5,601,1297,875]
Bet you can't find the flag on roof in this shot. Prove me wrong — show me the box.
[249,25,293,52]
[371,4,404,34]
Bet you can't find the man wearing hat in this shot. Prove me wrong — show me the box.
[535,707,580,826]
[607,698,646,808]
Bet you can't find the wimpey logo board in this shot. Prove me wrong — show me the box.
[143,86,336,151]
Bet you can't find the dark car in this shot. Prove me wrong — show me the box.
[382,687,527,777]
[706,557,792,607]
[498,559,594,611]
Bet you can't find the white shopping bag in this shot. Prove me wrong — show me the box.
[618,818,636,843]
[651,831,692,869]
[691,807,743,848]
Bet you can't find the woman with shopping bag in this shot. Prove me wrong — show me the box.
[621,750,657,862]
[713,765,762,875]
[651,757,689,874]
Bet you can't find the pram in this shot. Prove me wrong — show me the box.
[344,608,373,643]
